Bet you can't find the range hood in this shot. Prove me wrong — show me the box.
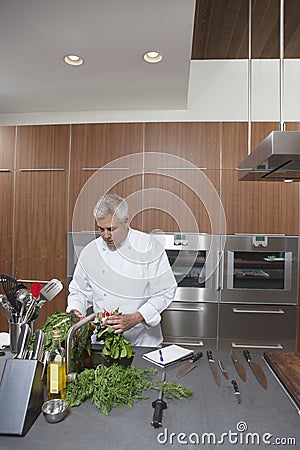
[238,131,300,181]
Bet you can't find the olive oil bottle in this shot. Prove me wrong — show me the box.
[47,329,66,400]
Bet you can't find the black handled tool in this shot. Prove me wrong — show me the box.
[151,371,167,428]
[231,379,241,404]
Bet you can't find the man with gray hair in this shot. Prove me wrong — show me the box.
[67,194,177,346]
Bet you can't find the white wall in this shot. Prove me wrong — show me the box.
[0,59,299,125]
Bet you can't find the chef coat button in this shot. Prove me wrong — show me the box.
[102,270,105,274]
[104,293,107,297]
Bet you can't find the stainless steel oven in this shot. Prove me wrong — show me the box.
[154,233,220,348]
[221,234,299,304]
[219,234,299,351]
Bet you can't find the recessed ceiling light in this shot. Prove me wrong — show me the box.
[283,179,294,183]
[63,54,84,66]
[143,51,163,64]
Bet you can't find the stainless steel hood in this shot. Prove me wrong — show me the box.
[238,131,300,181]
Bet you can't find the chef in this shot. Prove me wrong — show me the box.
[67,194,177,346]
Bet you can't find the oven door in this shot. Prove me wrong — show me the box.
[221,235,299,304]
[155,233,220,302]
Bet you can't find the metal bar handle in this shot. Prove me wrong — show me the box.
[232,342,283,349]
[167,307,205,312]
[163,340,204,347]
[232,308,284,314]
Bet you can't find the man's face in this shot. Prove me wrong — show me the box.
[96,214,128,250]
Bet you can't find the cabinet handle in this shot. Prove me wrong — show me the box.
[167,307,205,312]
[81,167,129,171]
[232,342,283,349]
[232,308,284,314]
[18,168,65,172]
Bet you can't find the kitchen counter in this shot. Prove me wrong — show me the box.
[0,347,299,450]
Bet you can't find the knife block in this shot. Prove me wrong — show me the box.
[0,358,44,436]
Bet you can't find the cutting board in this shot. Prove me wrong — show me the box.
[264,352,300,409]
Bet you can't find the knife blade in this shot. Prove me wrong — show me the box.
[218,360,229,380]
[175,352,203,379]
[151,371,167,428]
[207,350,221,387]
[231,350,247,383]
[243,350,268,390]
[231,379,241,404]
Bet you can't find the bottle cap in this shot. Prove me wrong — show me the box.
[52,329,61,339]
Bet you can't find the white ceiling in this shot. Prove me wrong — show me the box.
[0,0,195,114]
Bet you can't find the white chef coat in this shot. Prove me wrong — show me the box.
[67,228,177,346]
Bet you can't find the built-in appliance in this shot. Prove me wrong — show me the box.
[219,234,299,351]
[67,232,99,278]
[238,131,300,181]
[154,233,220,348]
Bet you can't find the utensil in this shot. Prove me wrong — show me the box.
[42,399,69,423]
[231,350,247,383]
[176,351,203,379]
[37,279,63,306]
[0,274,18,313]
[21,294,36,324]
[243,350,268,390]
[151,371,167,428]
[231,379,241,404]
[207,350,221,387]
[218,360,229,380]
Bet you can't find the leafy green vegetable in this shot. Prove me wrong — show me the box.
[66,364,193,416]
[96,308,132,360]
[28,311,94,371]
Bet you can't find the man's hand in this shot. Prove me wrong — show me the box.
[103,311,144,334]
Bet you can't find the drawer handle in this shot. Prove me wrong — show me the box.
[167,307,205,312]
[232,308,284,314]
[163,341,204,347]
[232,342,283,349]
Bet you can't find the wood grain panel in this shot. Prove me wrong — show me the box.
[14,171,68,327]
[16,125,70,169]
[222,122,248,168]
[143,170,220,233]
[221,169,299,234]
[192,0,300,60]
[144,122,220,169]
[70,124,106,169]
[0,126,15,170]
[106,123,144,161]
[69,169,143,231]
[0,173,14,332]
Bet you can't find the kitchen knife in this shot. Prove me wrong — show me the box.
[218,360,229,380]
[231,379,241,404]
[231,350,247,383]
[207,350,221,387]
[243,350,268,390]
[175,352,203,379]
[31,329,46,361]
[151,371,167,428]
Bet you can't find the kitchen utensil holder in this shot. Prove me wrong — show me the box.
[0,358,44,435]
[9,320,34,353]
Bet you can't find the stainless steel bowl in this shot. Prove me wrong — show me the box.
[42,399,69,423]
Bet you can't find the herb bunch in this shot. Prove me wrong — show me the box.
[66,364,193,416]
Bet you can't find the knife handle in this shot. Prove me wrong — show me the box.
[243,349,251,363]
[207,350,213,361]
[231,379,240,393]
[151,399,167,428]
[192,351,203,363]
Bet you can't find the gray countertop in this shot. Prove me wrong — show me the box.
[0,347,299,450]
